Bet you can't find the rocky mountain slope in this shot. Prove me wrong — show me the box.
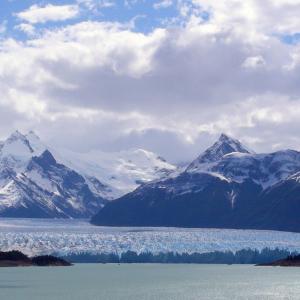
[0,131,107,218]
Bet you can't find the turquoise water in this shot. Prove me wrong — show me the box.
[1,264,300,299]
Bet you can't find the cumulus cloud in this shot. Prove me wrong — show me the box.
[190,0,300,35]
[1,0,300,162]
[16,4,80,24]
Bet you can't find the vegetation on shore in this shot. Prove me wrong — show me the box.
[258,254,300,267]
[0,250,72,267]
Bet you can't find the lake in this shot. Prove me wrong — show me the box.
[1,264,300,299]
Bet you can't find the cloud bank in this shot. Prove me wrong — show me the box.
[1,0,300,162]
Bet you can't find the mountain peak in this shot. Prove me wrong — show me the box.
[186,134,253,172]
[32,150,57,167]
[26,130,40,140]
[219,133,233,141]
[25,131,46,154]
[27,150,58,173]
[4,130,34,154]
[217,133,253,151]
[0,130,47,171]
[7,130,27,142]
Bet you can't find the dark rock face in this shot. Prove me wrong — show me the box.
[26,150,107,218]
[251,175,300,232]
[91,135,300,232]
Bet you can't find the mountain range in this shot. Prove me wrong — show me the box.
[92,134,300,232]
[2,130,300,232]
[0,131,176,218]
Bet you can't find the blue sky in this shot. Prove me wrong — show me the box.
[1,0,203,38]
[0,0,294,44]
[1,0,300,162]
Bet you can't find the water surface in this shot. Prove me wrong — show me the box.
[0,264,299,300]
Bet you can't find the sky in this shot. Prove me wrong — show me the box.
[1,0,300,163]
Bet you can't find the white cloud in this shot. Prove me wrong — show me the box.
[0,21,7,34]
[1,1,300,161]
[124,0,140,8]
[154,0,173,10]
[78,0,115,11]
[242,56,266,69]
[15,23,35,36]
[190,0,300,35]
[16,4,80,24]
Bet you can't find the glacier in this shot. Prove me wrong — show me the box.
[1,218,300,256]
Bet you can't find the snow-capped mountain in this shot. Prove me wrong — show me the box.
[0,131,107,218]
[57,148,177,199]
[0,131,45,171]
[92,134,300,232]
[0,131,176,218]
[187,133,253,171]
[187,146,300,190]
